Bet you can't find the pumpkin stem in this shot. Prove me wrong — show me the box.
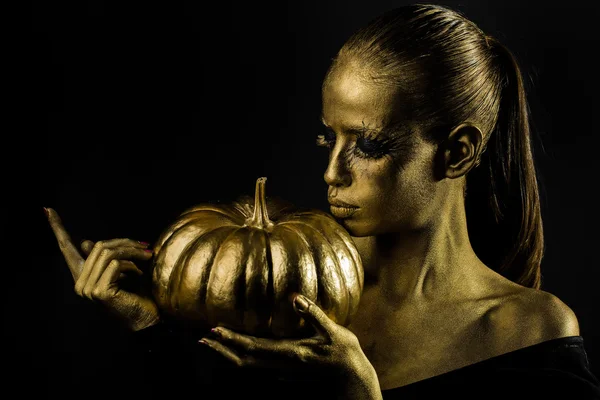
[247,177,274,231]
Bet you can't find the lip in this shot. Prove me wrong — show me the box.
[330,205,359,219]
[328,197,358,208]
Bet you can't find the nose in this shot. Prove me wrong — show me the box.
[324,144,352,188]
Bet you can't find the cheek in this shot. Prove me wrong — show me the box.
[390,158,437,218]
[354,156,433,218]
[353,159,402,208]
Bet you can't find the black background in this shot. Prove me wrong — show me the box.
[17,0,600,394]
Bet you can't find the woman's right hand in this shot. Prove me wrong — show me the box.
[45,207,161,332]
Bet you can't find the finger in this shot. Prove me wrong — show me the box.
[199,338,247,367]
[92,259,143,302]
[45,208,84,280]
[212,327,303,361]
[81,240,95,256]
[292,294,334,340]
[76,239,151,295]
[94,238,151,250]
[80,239,148,257]
[75,241,107,295]
[81,246,152,299]
[199,338,281,369]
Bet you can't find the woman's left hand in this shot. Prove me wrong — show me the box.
[199,294,382,399]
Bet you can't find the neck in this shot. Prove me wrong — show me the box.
[361,193,488,305]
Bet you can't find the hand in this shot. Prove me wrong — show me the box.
[199,294,382,399]
[45,207,161,331]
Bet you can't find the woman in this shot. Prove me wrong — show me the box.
[46,4,600,399]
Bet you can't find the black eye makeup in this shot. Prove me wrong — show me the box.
[316,125,392,160]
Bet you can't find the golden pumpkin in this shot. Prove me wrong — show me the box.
[151,177,363,338]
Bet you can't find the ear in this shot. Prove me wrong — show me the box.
[442,123,484,179]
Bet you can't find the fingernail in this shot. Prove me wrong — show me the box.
[138,241,150,246]
[144,249,153,253]
[294,294,309,311]
[199,339,210,345]
[210,328,221,337]
[43,207,49,218]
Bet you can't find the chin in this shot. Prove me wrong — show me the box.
[337,218,379,237]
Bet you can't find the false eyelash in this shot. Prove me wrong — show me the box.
[316,130,391,160]
[354,139,389,160]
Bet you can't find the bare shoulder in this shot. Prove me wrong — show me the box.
[484,285,580,352]
[518,288,579,337]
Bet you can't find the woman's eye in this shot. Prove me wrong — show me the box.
[357,137,379,153]
[317,131,388,159]
[356,137,386,158]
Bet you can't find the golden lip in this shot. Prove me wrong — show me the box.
[330,205,359,218]
[328,198,358,208]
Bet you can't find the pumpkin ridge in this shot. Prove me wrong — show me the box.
[277,224,319,331]
[277,222,345,322]
[155,210,239,256]
[231,201,254,220]
[313,217,365,309]
[264,229,275,333]
[180,209,245,225]
[277,224,319,302]
[268,227,308,336]
[156,216,237,304]
[205,225,250,327]
[166,225,235,318]
[169,225,237,320]
[283,215,363,307]
[180,204,247,221]
[302,214,364,294]
[277,220,351,324]
[243,228,271,334]
[232,227,252,331]
[339,231,364,294]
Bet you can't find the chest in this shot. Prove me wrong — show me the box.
[347,293,497,389]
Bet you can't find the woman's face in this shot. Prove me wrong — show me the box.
[320,61,441,237]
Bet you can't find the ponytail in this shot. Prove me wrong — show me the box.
[466,37,544,289]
